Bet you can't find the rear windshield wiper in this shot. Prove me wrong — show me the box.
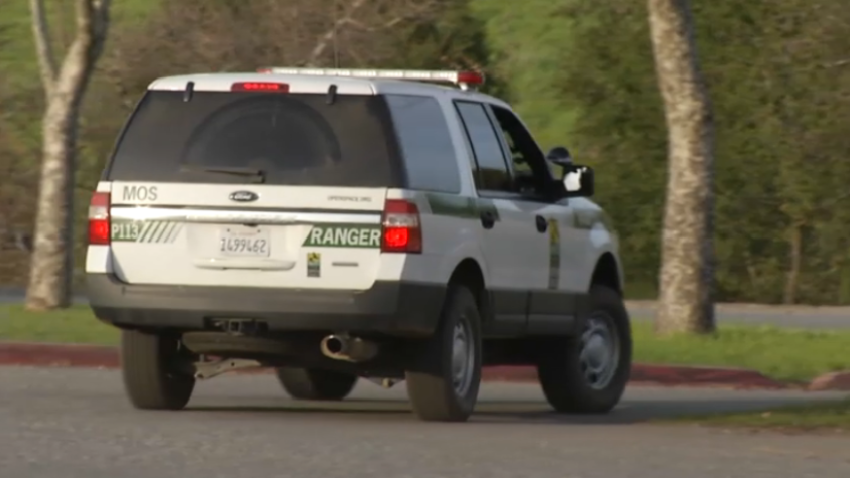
[180,165,266,183]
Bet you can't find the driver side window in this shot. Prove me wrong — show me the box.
[489,106,555,198]
[500,126,525,166]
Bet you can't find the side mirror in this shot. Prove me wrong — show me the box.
[562,164,594,197]
[546,146,573,165]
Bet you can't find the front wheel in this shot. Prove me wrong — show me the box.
[275,367,358,401]
[405,284,482,422]
[536,285,632,414]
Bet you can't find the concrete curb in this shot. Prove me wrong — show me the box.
[0,341,846,390]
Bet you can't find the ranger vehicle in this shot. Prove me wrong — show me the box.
[85,68,631,422]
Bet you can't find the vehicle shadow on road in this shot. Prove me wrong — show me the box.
[183,394,832,425]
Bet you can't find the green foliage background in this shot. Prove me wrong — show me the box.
[1,0,848,304]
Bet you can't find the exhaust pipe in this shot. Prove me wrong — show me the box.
[320,334,379,362]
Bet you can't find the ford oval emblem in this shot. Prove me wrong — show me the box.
[229,190,259,202]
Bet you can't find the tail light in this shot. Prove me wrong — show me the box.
[381,199,421,254]
[88,192,111,245]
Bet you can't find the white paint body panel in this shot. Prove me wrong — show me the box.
[104,182,391,290]
[484,199,549,291]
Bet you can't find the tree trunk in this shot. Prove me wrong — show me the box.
[647,0,716,334]
[782,223,802,305]
[25,100,77,309]
[25,0,111,311]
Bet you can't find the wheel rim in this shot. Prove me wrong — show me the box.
[578,312,619,390]
[451,316,475,397]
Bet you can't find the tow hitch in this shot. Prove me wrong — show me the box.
[193,357,262,380]
[213,318,268,336]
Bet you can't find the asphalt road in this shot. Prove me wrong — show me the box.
[1,367,848,478]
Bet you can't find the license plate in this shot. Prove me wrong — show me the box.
[218,227,270,257]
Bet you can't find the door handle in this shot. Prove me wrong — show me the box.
[535,215,548,233]
[480,210,496,229]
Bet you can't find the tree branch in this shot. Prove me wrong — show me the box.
[304,0,438,67]
[73,0,111,57]
[52,0,111,99]
[344,14,416,33]
[306,0,367,66]
[346,0,437,33]
[29,0,58,95]
[824,58,850,69]
[91,0,112,49]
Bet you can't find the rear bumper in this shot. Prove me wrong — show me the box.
[86,274,446,337]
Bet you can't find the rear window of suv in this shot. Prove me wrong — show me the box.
[105,91,403,187]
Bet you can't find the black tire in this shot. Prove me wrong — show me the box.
[120,329,195,411]
[405,284,482,422]
[536,285,632,414]
[275,367,358,401]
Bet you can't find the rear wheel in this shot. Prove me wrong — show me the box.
[120,330,195,411]
[275,367,358,401]
[536,285,632,414]
[405,284,482,422]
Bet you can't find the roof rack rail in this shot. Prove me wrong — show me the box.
[255,67,485,91]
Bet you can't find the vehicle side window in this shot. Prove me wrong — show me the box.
[489,105,556,197]
[454,101,513,192]
[385,95,461,194]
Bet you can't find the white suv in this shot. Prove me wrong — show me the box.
[85,68,631,422]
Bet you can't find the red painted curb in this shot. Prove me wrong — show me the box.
[808,371,850,391]
[630,363,792,389]
[482,365,791,389]
[0,342,119,368]
[0,342,805,389]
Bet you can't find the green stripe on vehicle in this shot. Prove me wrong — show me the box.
[139,221,158,243]
[164,222,180,243]
[152,221,169,243]
[111,220,182,244]
[302,224,382,248]
[573,209,610,230]
[425,193,500,221]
